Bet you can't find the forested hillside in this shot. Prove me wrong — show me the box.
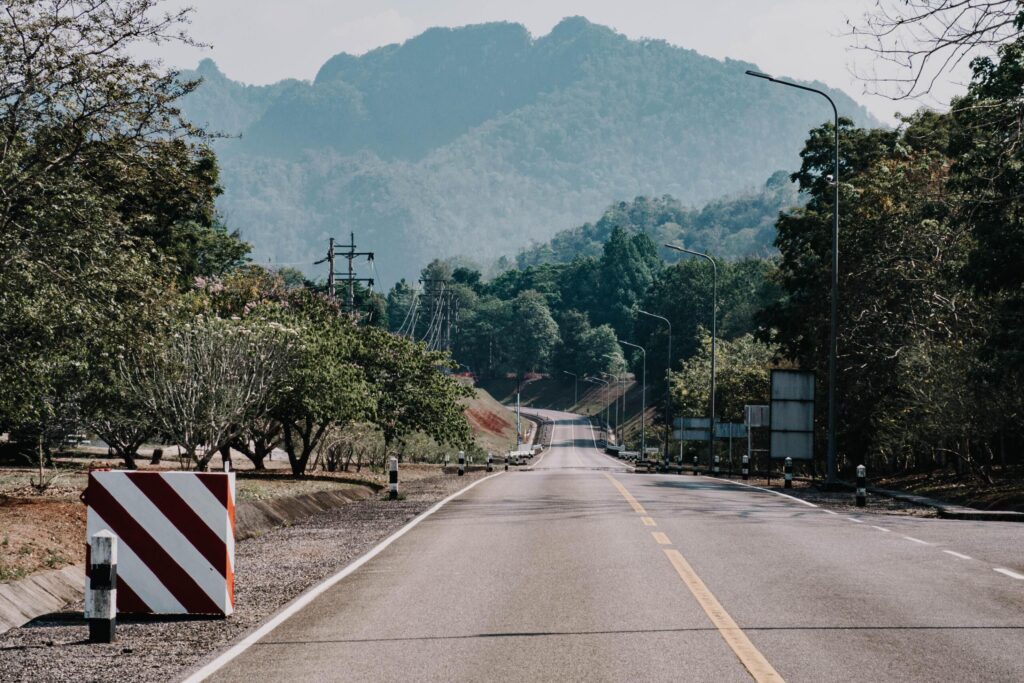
[514,170,801,267]
[179,17,875,282]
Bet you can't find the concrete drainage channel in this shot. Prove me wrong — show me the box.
[0,482,379,635]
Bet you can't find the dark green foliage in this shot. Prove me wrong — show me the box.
[517,176,802,268]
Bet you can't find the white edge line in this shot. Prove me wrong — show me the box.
[705,476,819,508]
[994,567,1024,580]
[903,535,931,545]
[823,509,839,515]
[181,471,505,682]
[847,517,865,524]
[871,525,891,532]
[943,550,972,560]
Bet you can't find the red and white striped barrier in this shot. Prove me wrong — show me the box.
[85,470,235,616]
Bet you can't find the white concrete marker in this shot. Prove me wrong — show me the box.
[86,531,117,643]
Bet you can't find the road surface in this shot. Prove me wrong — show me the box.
[202,409,1024,682]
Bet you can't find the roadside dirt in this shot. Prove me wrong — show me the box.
[874,467,1024,512]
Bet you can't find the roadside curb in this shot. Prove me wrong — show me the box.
[868,486,1024,522]
[0,565,84,635]
[236,485,377,540]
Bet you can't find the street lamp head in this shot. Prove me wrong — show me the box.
[745,69,774,81]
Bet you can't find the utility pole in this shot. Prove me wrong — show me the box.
[313,237,336,299]
[316,233,374,316]
[334,232,375,316]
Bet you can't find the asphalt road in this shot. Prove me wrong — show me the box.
[202,409,1024,682]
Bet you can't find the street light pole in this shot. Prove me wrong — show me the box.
[585,377,610,443]
[619,340,646,457]
[562,370,578,408]
[600,371,618,444]
[603,353,626,446]
[664,245,717,470]
[745,69,840,485]
[639,310,672,467]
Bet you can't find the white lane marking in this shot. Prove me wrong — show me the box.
[822,510,839,515]
[871,526,891,533]
[847,517,865,524]
[994,568,1024,580]
[943,550,973,560]
[182,471,504,682]
[903,536,931,545]
[704,476,819,508]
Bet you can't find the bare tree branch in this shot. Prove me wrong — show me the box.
[849,0,1023,100]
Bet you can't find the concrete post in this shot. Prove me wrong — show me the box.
[856,464,867,507]
[784,457,793,489]
[86,531,117,643]
[388,457,398,500]
[693,454,700,475]
[458,451,465,476]
[742,454,749,481]
[713,455,720,475]
[486,452,493,472]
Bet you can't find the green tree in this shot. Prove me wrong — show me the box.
[357,328,473,459]
[671,331,778,423]
[499,290,560,379]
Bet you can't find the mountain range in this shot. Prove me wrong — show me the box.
[179,17,878,283]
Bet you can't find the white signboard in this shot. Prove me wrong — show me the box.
[769,370,814,461]
[745,405,769,428]
[672,429,711,441]
[715,422,747,439]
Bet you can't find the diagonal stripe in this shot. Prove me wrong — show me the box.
[101,474,229,612]
[196,473,229,507]
[126,473,228,578]
[88,478,220,614]
[116,576,150,614]
[162,473,231,542]
[88,507,185,614]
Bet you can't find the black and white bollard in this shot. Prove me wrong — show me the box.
[693,455,700,475]
[86,530,117,643]
[856,464,867,507]
[388,457,398,500]
[458,451,465,476]
[784,457,793,489]
[486,453,493,472]
[741,454,749,481]
[444,454,450,470]
[505,454,509,471]
[713,455,720,475]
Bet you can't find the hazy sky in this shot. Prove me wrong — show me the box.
[141,0,976,124]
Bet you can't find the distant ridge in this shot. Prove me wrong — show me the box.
[179,17,878,283]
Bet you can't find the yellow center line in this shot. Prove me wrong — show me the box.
[604,473,784,683]
[651,531,672,545]
[603,472,647,515]
[641,516,657,526]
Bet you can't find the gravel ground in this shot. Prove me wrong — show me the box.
[0,469,498,683]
